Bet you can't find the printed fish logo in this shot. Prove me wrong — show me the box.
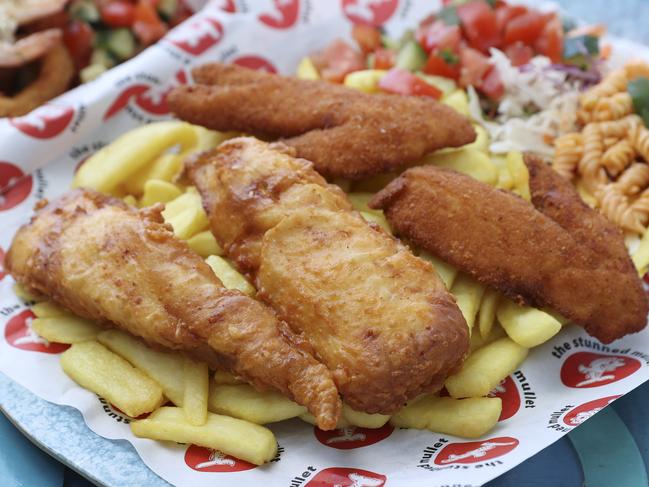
[434,437,519,465]
[341,0,398,26]
[561,352,641,388]
[184,445,256,472]
[10,105,74,139]
[0,162,33,211]
[258,0,300,29]
[306,467,386,486]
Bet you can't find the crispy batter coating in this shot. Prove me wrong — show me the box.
[186,137,469,414]
[0,44,74,117]
[370,156,648,344]
[5,189,340,429]
[168,63,475,180]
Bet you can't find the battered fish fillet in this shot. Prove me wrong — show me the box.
[5,189,340,429]
[370,155,649,344]
[168,63,475,180]
[185,137,469,414]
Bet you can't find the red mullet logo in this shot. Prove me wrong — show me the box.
[434,437,519,465]
[219,0,237,12]
[563,395,621,427]
[561,352,641,388]
[258,0,300,29]
[104,71,188,120]
[5,309,69,353]
[306,467,386,486]
[0,162,33,211]
[184,445,256,472]
[488,376,520,421]
[168,17,224,56]
[10,105,74,139]
[341,0,398,26]
[315,424,393,449]
[232,55,277,73]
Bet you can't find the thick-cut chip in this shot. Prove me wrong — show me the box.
[61,341,164,417]
[451,273,486,331]
[497,298,562,348]
[506,151,530,200]
[183,358,209,426]
[391,395,501,438]
[73,122,198,194]
[422,148,498,186]
[97,329,185,406]
[469,322,507,352]
[187,231,223,258]
[131,407,277,465]
[32,301,68,318]
[205,256,256,295]
[208,384,306,424]
[32,316,102,344]
[419,251,457,289]
[125,154,183,195]
[445,337,528,398]
[140,179,182,208]
[478,289,499,339]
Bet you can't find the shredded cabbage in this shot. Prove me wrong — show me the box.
[470,49,584,156]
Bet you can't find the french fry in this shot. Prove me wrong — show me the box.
[442,89,470,116]
[632,228,649,276]
[32,316,102,344]
[193,126,232,151]
[97,329,185,406]
[73,121,198,194]
[344,69,387,93]
[296,56,320,80]
[478,288,499,339]
[124,153,183,195]
[213,370,244,385]
[419,251,458,289]
[417,73,456,96]
[423,148,498,186]
[342,404,390,429]
[205,256,256,295]
[445,337,528,398]
[32,301,68,318]
[497,298,562,348]
[451,273,486,331]
[506,151,530,200]
[122,194,138,207]
[131,406,277,465]
[360,211,391,233]
[391,395,501,438]
[464,124,490,153]
[13,283,42,302]
[187,231,223,258]
[162,189,209,240]
[469,321,506,352]
[139,179,182,208]
[61,341,164,417]
[215,386,300,424]
[491,155,515,190]
[209,384,306,424]
[183,358,209,426]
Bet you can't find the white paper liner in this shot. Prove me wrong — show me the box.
[2,1,649,486]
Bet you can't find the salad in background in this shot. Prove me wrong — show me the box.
[308,0,611,155]
[0,0,193,117]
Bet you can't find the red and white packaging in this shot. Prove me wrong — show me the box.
[1,1,649,486]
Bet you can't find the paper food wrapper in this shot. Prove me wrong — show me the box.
[1,1,649,486]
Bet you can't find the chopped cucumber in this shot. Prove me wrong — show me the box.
[98,29,137,62]
[157,0,179,21]
[90,48,116,69]
[628,77,649,127]
[396,40,427,72]
[563,35,599,68]
[69,0,100,23]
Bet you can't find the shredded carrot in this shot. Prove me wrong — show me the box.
[600,43,612,60]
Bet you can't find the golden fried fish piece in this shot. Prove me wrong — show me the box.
[370,156,648,344]
[186,137,469,414]
[5,189,341,429]
[168,62,475,180]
